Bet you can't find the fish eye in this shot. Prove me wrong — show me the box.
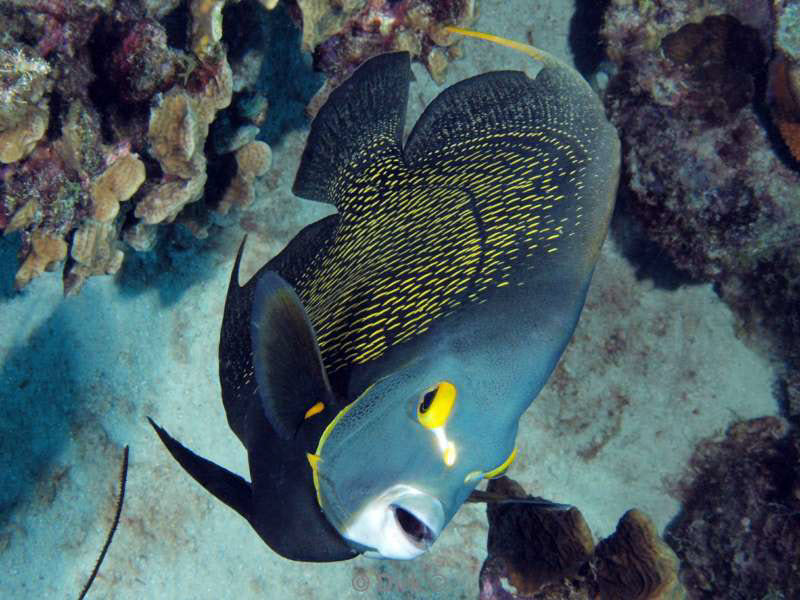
[417,381,456,429]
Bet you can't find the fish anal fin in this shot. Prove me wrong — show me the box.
[148,417,253,521]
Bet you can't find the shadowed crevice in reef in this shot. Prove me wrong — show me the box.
[569,0,612,77]
[0,235,19,302]
[608,175,701,291]
[221,0,324,146]
[116,224,230,306]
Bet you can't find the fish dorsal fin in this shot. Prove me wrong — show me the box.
[250,270,335,439]
[404,55,608,173]
[292,52,411,206]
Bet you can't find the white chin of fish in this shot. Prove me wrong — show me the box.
[342,485,445,560]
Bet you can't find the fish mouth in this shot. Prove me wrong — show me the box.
[392,504,436,549]
[339,485,445,559]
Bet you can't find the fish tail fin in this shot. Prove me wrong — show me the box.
[292,52,412,206]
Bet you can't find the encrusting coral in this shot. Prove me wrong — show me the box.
[0,44,51,164]
[477,476,685,600]
[14,231,68,290]
[218,140,272,214]
[90,154,147,223]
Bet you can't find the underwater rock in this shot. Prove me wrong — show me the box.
[665,417,800,599]
[600,0,800,416]
[479,476,594,598]
[477,477,684,600]
[108,18,179,104]
[2,142,89,247]
[769,2,800,162]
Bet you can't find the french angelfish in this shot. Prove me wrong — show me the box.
[150,28,620,562]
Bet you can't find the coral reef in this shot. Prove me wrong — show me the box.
[477,477,685,600]
[218,140,272,214]
[769,1,800,162]
[291,0,476,114]
[0,0,478,293]
[600,0,800,418]
[0,0,279,293]
[13,231,68,290]
[665,417,800,599]
[0,44,51,164]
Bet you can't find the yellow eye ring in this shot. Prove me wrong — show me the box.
[417,381,456,429]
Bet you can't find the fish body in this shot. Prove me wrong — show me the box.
[151,34,620,562]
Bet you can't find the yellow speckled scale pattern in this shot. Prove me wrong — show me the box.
[295,121,594,373]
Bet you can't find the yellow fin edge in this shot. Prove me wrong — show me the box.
[306,452,323,507]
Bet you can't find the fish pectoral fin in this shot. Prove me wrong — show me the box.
[148,417,253,522]
[250,271,335,440]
